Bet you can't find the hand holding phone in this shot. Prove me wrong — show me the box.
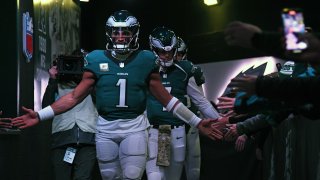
[282,8,307,53]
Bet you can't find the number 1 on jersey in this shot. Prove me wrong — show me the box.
[116,79,128,107]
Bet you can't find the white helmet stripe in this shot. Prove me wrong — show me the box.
[151,37,175,51]
[106,16,138,27]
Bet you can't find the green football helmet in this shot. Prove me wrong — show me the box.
[176,37,188,60]
[279,61,295,77]
[105,10,140,53]
[149,26,178,67]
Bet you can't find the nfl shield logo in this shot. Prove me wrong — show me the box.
[22,12,33,62]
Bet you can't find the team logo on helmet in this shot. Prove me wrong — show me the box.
[105,10,140,54]
[149,26,178,67]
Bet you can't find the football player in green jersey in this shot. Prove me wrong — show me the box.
[176,37,221,180]
[146,28,222,180]
[12,10,222,180]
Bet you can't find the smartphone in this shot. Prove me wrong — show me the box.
[281,8,307,53]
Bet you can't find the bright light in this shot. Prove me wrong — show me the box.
[33,0,53,5]
[80,0,90,2]
[199,56,282,104]
[215,57,279,100]
[204,0,219,6]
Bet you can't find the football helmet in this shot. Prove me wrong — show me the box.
[176,37,188,60]
[279,61,295,77]
[149,26,178,67]
[105,10,140,54]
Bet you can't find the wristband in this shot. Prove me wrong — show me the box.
[165,97,178,112]
[37,106,55,121]
[172,102,201,127]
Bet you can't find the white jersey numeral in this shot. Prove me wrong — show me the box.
[116,79,128,107]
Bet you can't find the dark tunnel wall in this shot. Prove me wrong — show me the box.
[80,0,318,63]
[0,2,18,117]
[0,1,83,180]
[0,2,19,179]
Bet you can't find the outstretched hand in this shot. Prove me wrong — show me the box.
[224,21,262,48]
[12,106,40,129]
[0,111,13,128]
[211,115,231,135]
[197,119,223,140]
[217,96,236,110]
[228,75,258,96]
[0,118,13,128]
[235,134,248,152]
[224,123,239,141]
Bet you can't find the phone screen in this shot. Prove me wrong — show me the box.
[282,8,307,53]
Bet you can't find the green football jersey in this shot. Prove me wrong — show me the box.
[84,50,157,120]
[147,60,200,126]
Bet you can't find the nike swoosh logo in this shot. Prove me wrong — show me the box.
[176,137,183,140]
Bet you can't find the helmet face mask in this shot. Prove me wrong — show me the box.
[105,10,140,54]
[110,27,134,50]
[149,27,178,67]
[154,48,177,67]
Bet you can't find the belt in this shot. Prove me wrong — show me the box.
[152,125,184,129]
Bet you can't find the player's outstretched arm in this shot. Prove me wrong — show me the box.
[12,71,96,129]
[148,72,223,140]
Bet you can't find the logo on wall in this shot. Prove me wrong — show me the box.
[22,12,33,62]
[222,62,268,97]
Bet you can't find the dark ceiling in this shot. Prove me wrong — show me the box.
[80,0,317,64]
